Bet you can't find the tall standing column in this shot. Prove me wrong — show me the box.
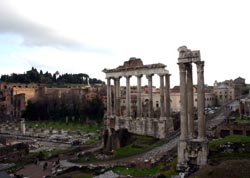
[165,74,171,118]
[114,77,120,116]
[137,75,142,118]
[113,78,116,116]
[196,61,205,140]
[106,77,111,117]
[159,74,165,118]
[146,74,154,118]
[186,63,194,138]
[125,75,131,117]
[179,63,188,140]
[117,77,121,116]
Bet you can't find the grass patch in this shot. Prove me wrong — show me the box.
[210,152,250,161]
[209,135,250,150]
[235,116,250,123]
[114,135,164,159]
[26,120,101,133]
[40,147,79,159]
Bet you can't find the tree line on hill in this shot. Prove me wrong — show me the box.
[22,94,104,122]
[0,67,104,85]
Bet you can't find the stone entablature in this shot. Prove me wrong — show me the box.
[103,58,168,78]
[178,46,201,63]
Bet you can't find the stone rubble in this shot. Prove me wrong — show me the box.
[93,170,119,178]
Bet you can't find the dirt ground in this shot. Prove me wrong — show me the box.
[189,159,250,178]
[17,161,53,178]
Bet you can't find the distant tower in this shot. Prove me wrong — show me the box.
[214,80,218,87]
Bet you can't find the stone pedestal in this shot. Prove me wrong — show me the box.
[177,140,188,171]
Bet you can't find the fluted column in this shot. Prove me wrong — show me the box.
[106,77,111,117]
[165,74,171,118]
[179,63,188,140]
[159,74,165,118]
[146,74,154,118]
[196,61,205,140]
[186,63,194,138]
[137,75,143,118]
[125,75,131,117]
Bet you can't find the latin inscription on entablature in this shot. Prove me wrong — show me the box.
[178,50,201,63]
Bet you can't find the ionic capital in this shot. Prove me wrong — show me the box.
[146,74,154,79]
[136,74,143,79]
[124,75,132,79]
[114,76,122,80]
[158,73,165,77]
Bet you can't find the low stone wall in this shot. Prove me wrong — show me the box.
[215,122,250,137]
[113,116,173,139]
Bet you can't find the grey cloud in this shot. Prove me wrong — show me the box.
[0,1,110,54]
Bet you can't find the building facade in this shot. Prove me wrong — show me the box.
[213,77,247,106]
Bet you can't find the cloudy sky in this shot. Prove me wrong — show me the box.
[0,0,250,87]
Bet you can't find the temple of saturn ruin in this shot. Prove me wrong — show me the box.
[177,46,208,170]
[103,58,173,140]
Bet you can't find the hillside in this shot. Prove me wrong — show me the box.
[0,67,104,85]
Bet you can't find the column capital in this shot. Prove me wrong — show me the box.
[136,74,143,78]
[195,61,205,72]
[178,62,187,72]
[124,75,132,79]
[146,74,154,79]
[114,76,122,79]
[106,77,112,80]
[158,73,165,77]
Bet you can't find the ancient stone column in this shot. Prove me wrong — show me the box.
[117,77,121,116]
[137,75,143,118]
[186,63,194,138]
[165,74,171,118]
[146,74,154,118]
[113,78,117,116]
[125,75,131,117]
[159,74,165,118]
[107,78,111,117]
[179,63,188,140]
[114,77,121,116]
[196,61,205,140]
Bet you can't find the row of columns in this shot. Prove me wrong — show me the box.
[106,74,171,119]
[179,61,205,140]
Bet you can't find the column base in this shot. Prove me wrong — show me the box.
[177,138,208,171]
